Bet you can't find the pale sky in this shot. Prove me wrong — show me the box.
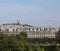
[0,0,60,27]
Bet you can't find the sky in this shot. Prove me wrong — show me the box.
[0,0,60,27]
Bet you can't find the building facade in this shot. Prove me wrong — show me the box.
[0,19,59,38]
[26,27,59,38]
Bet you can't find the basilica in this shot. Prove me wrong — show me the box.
[0,18,59,38]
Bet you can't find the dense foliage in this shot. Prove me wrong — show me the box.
[0,32,60,51]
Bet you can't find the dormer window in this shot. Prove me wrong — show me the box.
[36,28,38,31]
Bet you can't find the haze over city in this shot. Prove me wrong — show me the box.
[0,0,60,27]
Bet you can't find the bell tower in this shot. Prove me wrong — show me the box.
[17,16,22,25]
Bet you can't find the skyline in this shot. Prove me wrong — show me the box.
[0,0,60,27]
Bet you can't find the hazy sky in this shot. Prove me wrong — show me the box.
[0,0,60,27]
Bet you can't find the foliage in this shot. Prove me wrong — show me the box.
[0,32,60,51]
